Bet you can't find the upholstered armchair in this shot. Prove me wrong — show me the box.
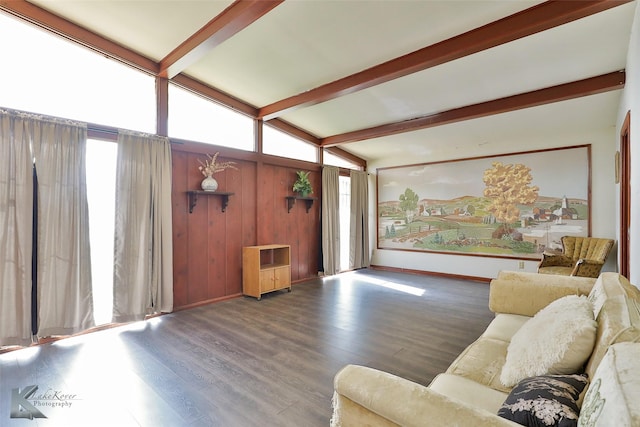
[538,236,614,278]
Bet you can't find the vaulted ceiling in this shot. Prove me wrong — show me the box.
[1,0,636,166]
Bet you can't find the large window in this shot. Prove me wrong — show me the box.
[168,83,254,150]
[86,139,117,325]
[339,175,351,271]
[0,13,155,133]
[263,125,318,162]
[324,150,362,170]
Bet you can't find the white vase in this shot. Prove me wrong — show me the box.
[201,175,218,192]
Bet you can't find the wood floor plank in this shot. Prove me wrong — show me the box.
[0,269,494,426]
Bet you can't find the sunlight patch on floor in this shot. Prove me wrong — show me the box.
[364,277,426,296]
[326,271,427,297]
[1,345,40,362]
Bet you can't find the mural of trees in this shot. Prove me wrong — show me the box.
[376,146,589,259]
[399,188,419,224]
[483,162,539,235]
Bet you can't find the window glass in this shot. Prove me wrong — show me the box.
[0,13,155,132]
[168,83,254,151]
[86,139,117,325]
[324,150,362,170]
[339,175,351,271]
[263,125,317,162]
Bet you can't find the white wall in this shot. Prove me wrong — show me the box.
[616,2,640,284]
[367,126,618,280]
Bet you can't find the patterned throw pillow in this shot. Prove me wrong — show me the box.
[498,374,589,427]
[578,343,640,426]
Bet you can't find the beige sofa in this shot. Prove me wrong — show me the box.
[331,271,640,426]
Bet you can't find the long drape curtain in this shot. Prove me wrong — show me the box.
[322,166,340,276]
[32,115,95,337]
[0,108,94,341]
[113,131,173,322]
[349,170,370,269]
[0,110,35,346]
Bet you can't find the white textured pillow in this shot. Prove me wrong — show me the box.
[500,295,597,387]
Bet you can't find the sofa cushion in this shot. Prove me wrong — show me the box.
[482,313,531,342]
[538,266,575,276]
[429,373,509,414]
[500,295,596,387]
[446,337,511,393]
[498,374,589,427]
[584,274,640,380]
[578,343,640,426]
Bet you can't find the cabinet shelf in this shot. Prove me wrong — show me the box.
[260,262,289,270]
[187,191,234,213]
[242,245,291,300]
[285,196,317,213]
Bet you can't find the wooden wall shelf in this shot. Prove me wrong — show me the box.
[187,191,234,213]
[285,196,316,213]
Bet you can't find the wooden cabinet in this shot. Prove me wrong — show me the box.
[242,245,291,300]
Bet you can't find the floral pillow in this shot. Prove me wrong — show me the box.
[498,374,589,427]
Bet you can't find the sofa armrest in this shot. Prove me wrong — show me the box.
[489,271,596,316]
[332,365,517,427]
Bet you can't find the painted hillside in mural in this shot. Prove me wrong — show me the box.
[377,146,590,259]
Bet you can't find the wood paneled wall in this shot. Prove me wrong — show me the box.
[172,143,320,310]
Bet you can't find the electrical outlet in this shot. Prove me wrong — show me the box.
[518,261,525,269]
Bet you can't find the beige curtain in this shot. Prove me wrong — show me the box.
[0,110,35,346]
[350,170,370,269]
[322,166,340,275]
[113,131,173,322]
[32,115,95,337]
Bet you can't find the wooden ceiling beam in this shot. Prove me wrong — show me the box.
[0,0,159,75]
[259,0,631,121]
[320,71,626,147]
[159,0,283,78]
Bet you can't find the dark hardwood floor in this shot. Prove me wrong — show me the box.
[0,269,494,427]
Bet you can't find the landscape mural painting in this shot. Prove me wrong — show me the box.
[377,145,590,259]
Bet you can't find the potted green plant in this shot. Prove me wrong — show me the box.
[292,170,313,197]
